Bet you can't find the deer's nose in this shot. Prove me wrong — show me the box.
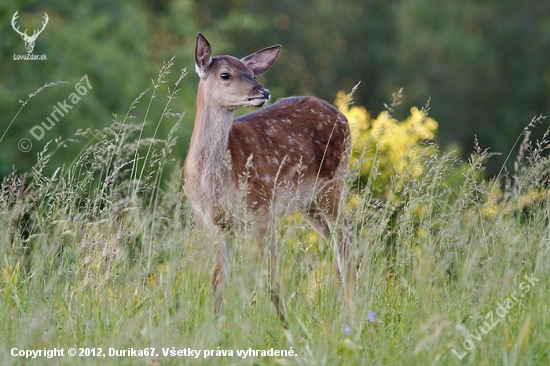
[248,86,271,106]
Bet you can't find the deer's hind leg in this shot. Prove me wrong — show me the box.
[254,216,289,326]
[306,183,355,317]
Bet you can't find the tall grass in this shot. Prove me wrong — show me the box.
[1,60,549,365]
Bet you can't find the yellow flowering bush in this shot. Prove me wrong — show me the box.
[335,91,439,197]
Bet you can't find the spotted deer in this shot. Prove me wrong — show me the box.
[183,33,354,325]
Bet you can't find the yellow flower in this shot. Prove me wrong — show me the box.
[335,91,438,198]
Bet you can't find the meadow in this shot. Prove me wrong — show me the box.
[1,62,549,365]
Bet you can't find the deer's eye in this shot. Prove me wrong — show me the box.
[220,73,231,80]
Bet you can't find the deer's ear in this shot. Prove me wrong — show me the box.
[195,33,213,79]
[241,45,281,77]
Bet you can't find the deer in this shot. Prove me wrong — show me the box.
[183,33,355,326]
[11,11,49,54]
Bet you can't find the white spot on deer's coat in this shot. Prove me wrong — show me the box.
[266,156,280,166]
[262,175,274,184]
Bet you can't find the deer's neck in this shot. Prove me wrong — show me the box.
[184,85,235,220]
[188,91,233,174]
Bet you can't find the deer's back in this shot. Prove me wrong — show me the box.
[228,96,349,210]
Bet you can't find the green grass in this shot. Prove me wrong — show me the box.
[1,64,549,365]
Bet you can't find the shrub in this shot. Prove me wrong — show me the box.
[335,90,438,199]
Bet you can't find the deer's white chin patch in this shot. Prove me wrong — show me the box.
[248,97,268,107]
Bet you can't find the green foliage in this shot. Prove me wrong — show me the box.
[391,0,550,171]
[0,1,197,176]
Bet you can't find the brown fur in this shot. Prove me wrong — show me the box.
[228,96,349,213]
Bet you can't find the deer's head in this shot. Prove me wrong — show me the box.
[11,11,49,54]
[195,33,281,111]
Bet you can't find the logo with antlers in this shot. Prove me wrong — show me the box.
[11,11,49,54]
